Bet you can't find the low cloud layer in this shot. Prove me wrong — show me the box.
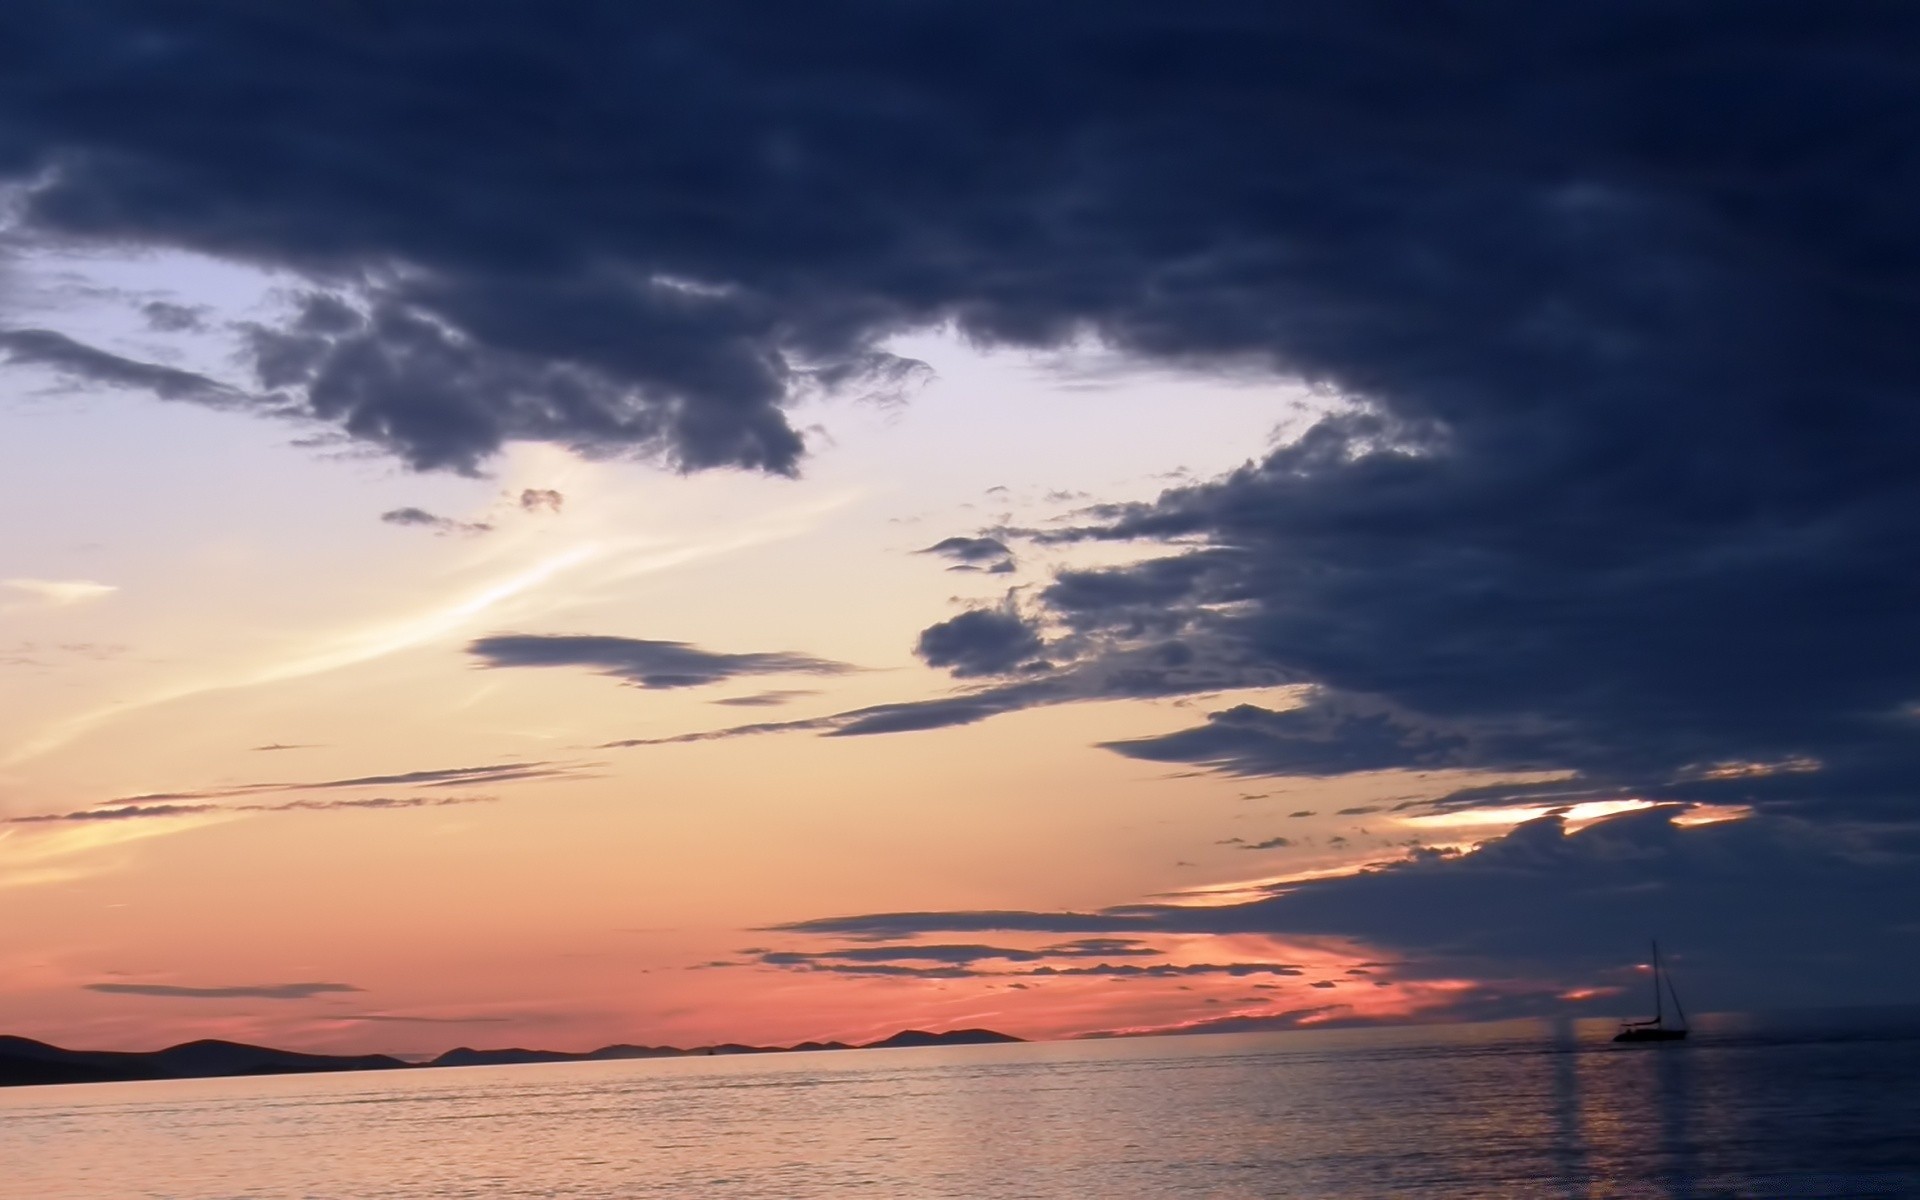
[469,634,852,690]
[772,809,1920,1009]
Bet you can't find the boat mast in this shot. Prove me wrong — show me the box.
[1664,949,1688,1030]
[1651,940,1664,1026]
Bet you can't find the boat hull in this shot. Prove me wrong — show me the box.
[1613,1027,1688,1043]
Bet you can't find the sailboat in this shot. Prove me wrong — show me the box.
[1613,939,1688,1043]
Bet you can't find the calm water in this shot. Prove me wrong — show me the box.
[6,1013,1919,1199]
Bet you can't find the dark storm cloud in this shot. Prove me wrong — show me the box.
[0,1,1896,492]
[919,536,1015,574]
[771,809,1920,1008]
[9,0,1900,814]
[379,506,493,535]
[468,633,851,689]
[85,981,361,1000]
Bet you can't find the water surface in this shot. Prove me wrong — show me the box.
[7,1012,1918,1198]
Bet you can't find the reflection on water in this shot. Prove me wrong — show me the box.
[4,1011,1919,1199]
[1547,1020,1592,1199]
[1652,1038,1698,1199]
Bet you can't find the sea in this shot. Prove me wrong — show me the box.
[5,1011,1919,1199]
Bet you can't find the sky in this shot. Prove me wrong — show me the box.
[3,1,1919,1056]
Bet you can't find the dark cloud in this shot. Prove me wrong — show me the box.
[518,488,564,514]
[468,633,851,689]
[0,328,244,406]
[1243,836,1293,851]
[85,981,361,1000]
[0,1,1892,491]
[919,536,1015,574]
[769,909,1146,941]
[762,944,1051,967]
[1043,938,1162,958]
[913,604,1046,678]
[751,948,1304,981]
[1102,701,1471,778]
[771,809,1920,1009]
[603,639,1276,745]
[751,939,1161,971]
[379,506,492,536]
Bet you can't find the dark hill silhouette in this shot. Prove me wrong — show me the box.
[0,1035,404,1087]
[148,1039,407,1078]
[862,1028,1022,1049]
[430,1043,685,1068]
[2,1027,1024,1089]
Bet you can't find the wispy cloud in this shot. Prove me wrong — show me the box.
[380,506,494,536]
[710,689,819,708]
[8,794,499,826]
[85,981,361,1000]
[3,578,117,609]
[323,1012,517,1025]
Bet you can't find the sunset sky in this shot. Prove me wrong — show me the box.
[3,3,1918,1055]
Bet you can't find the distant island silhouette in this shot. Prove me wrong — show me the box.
[0,1028,1023,1089]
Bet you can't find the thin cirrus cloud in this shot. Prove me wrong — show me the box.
[102,760,585,805]
[84,981,362,1000]
[3,578,117,609]
[468,634,854,690]
[4,542,605,766]
[7,795,498,826]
